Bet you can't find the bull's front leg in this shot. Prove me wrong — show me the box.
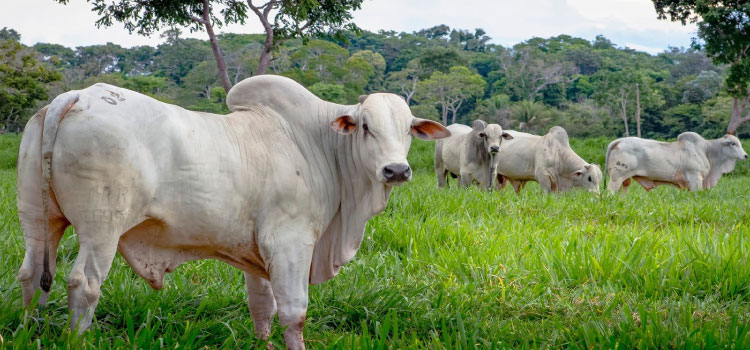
[459,169,473,188]
[245,272,276,342]
[259,219,315,350]
[685,172,704,191]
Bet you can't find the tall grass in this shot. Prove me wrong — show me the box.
[1,135,749,349]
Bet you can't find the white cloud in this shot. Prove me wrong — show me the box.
[2,0,696,53]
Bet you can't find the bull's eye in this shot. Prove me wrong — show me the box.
[588,176,592,182]
[362,123,369,134]
[479,132,486,138]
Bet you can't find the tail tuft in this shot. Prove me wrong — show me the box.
[40,271,52,292]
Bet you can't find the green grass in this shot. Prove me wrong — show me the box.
[2,135,750,349]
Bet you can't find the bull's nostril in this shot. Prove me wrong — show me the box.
[383,167,394,178]
[745,155,748,159]
[383,164,411,182]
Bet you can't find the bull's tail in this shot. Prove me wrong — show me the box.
[434,139,444,170]
[39,92,79,292]
[603,140,616,192]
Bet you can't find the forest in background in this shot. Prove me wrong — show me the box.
[1,24,746,139]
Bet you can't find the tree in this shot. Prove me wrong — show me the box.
[682,70,723,104]
[511,100,547,133]
[471,94,512,127]
[183,61,220,100]
[498,46,577,101]
[350,50,385,91]
[246,0,364,75]
[153,32,214,86]
[0,27,21,41]
[417,47,465,76]
[384,59,424,105]
[308,82,347,103]
[417,66,486,125]
[593,68,663,137]
[449,28,491,52]
[653,0,750,134]
[0,39,61,132]
[60,0,243,92]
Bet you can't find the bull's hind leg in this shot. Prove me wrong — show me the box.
[66,222,123,332]
[18,217,68,306]
[245,273,276,341]
[607,174,630,193]
[435,164,448,188]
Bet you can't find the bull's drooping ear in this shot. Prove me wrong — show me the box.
[502,132,514,140]
[472,119,487,131]
[330,115,357,135]
[358,95,369,104]
[411,118,451,140]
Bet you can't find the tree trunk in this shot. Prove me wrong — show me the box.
[440,103,449,125]
[449,98,463,124]
[620,96,629,137]
[635,83,641,138]
[198,0,232,92]
[256,43,273,75]
[728,97,750,135]
[249,0,276,75]
[205,24,232,91]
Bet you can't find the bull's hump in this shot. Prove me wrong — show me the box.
[677,132,704,144]
[226,75,321,112]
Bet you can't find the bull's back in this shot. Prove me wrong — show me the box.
[607,138,678,180]
[439,125,471,173]
[496,132,538,179]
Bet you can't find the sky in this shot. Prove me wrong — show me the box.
[1,0,697,54]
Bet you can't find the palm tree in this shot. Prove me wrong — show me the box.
[511,100,547,133]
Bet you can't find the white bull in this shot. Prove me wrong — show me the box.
[16,75,450,349]
[605,132,747,192]
[434,120,511,190]
[495,126,602,193]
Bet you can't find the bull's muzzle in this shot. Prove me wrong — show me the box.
[383,163,412,183]
[490,146,500,154]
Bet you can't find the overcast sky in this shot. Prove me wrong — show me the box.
[2,0,696,54]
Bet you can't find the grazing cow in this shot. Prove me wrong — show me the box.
[16,75,450,349]
[434,120,512,190]
[605,132,747,193]
[494,126,602,193]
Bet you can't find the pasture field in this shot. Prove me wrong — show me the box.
[2,134,750,349]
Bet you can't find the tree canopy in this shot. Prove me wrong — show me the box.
[3,23,747,138]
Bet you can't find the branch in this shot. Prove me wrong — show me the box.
[187,0,211,25]
[189,15,207,25]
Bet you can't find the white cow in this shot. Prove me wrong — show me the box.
[494,126,602,193]
[605,132,747,192]
[16,75,450,349]
[434,120,512,190]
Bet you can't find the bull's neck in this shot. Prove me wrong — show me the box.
[557,143,586,175]
[469,133,490,167]
[314,102,389,218]
[703,138,730,188]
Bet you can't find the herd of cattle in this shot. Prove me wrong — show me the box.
[14,75,748,349]
[436,118,747,194]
